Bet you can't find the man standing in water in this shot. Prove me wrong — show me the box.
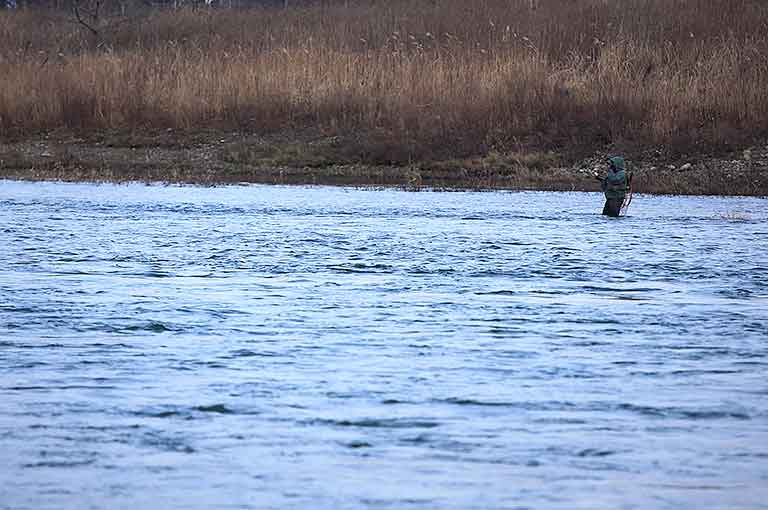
[597,156,631,217]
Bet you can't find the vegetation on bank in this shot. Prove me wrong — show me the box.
[2,130,766,195]
[0,0,767,192]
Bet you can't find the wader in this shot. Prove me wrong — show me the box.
[600,156,630,217]
[602,196,624,217]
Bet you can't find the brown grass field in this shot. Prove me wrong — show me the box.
[0,0,767,193]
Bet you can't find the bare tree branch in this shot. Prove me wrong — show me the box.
[72,1,100,37]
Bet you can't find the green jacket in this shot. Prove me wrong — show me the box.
[601,156,630,199]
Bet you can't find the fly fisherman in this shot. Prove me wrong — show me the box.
[596,156,631,217]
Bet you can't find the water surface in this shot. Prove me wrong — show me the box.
[1,181,767,509]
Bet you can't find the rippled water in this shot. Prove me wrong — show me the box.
[1,180,767,509]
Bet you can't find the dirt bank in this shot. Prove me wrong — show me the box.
[1,131,766,196]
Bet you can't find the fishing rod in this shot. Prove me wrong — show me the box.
[620,172,634,216]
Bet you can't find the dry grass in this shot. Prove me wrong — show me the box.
[1,0,767,164]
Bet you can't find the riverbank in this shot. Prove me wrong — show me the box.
[1,130,766,195]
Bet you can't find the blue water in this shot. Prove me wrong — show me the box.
[1,181,767,509]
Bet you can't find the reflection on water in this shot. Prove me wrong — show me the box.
[1,181,767,509]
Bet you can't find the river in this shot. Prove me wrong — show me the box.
[1,181,767,509]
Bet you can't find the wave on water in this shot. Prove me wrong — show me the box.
[308,418,442,429]
[432,398,757,420]
[327,263,393,273]
[132,403,261,419]
[23,460,96,469]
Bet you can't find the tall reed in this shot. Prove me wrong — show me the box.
[1,0,766,161]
